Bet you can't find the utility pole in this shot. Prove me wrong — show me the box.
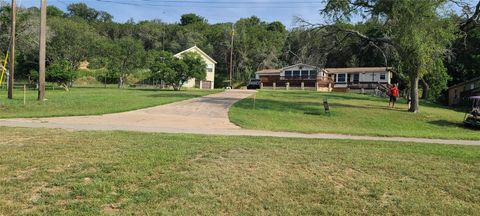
[38,0,46,101]
[8,0,16,99]
[229,24,235,88]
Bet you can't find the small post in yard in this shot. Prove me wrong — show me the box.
[286,82,290,91]
[253,93,256,109]
[301,82,305,90]
[273,82,276,90]
[323,97,330,115]
[23,84,26,105]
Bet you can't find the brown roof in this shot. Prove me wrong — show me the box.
[256,69,281,74]
[324,67,392,74]
[448,77,480,90]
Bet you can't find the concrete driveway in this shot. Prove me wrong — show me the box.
[0,90,255,132]
[1,89,480,146]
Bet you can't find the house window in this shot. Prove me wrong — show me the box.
[207,64,214,72]
[301,70,309,78]
[337,74,346,83]
[293,70,300,77]
[380,73,386,80]
[285,71,292,78]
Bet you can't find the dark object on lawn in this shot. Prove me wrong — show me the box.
[247,79,261,89]
[464,96,480,129]
[323,98,330,115]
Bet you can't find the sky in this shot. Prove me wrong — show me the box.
[17,0,328,27]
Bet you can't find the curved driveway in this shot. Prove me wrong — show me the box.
[1,90,479,146]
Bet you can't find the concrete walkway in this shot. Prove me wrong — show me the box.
[1,90,479,146]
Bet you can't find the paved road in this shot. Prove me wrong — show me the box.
[1,90,479,146]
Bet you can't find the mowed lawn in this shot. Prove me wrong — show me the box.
[230,90,479,140]
[0,88,219,118]
[0,127,478,215]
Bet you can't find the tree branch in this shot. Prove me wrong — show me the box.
[460,0,480,31]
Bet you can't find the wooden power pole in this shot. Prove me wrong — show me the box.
[229,24,234,88]
[8,0,16,99]
[38,0,46,101]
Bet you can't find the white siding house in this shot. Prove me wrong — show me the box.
[174,46,217,89]
[324,67,392,89]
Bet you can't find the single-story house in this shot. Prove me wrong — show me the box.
[448,77,480,106]
[324,67,392,90]
[174,46,216,89]
[255,64,327,89]
[255,64,392,92]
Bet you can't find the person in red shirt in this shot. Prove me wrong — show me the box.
[389,83,399,108]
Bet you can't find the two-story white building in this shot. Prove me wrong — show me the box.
[174,46,216,89]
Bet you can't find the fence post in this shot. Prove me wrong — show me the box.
[260,82,263,89]
[23,84,26,105]
[286,82,290,91]
[301,82,305,90]
[273,82,276,90]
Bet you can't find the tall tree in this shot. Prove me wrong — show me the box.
[316,0,459,112]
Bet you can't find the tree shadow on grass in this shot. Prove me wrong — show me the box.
[428,120,464,128]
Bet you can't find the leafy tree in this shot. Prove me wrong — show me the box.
[47,17,100,69]
[104,37,145,87]
[180,13,207,26]
[149,51,206,90]
[46,60,77,90]
[47,5,64,17]
[318,0,459,112]
[67,3,112,22]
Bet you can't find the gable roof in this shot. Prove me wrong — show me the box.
[174,45,217,64]
[280,63,318,71]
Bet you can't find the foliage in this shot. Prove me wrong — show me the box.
[319,0,459,112]
[0,2,477,99]
[149,51,206,90]
[46,60,77,90]
[180,13,207,26]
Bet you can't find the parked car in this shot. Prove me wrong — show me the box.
[247,79,261,89]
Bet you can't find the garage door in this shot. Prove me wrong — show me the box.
[201,81,212,89]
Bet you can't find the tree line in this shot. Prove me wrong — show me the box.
[0,1,479,109]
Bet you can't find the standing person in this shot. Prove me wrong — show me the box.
[389,83,399,108]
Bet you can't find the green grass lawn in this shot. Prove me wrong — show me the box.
[0,127,479,215]
[229,90,479,140]
[0,87,219,118]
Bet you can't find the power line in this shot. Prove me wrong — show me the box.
[95,0,324,9]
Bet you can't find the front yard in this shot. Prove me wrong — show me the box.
[229,90,479,140]
[0,127,479,215]
[0,88,219,118]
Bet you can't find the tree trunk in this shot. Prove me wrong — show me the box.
[409,75,420,113]
[421,78,429,100]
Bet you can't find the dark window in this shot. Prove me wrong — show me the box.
[310,70,318,77]
[337,74,346,83]
[285,71,292,78]
[293,70,300,77]
[380,73,386,80]
[353,73,360,83]
[301,70,309,78]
